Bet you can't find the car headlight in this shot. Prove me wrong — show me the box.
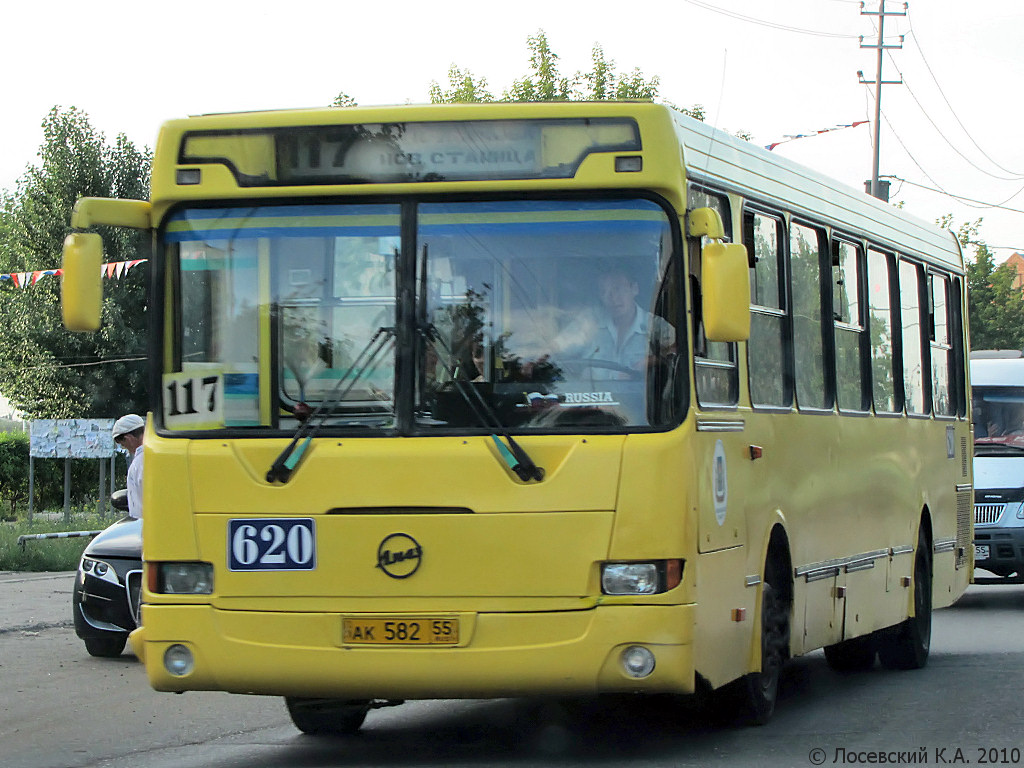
[151,563,214,595]
[81,557,120,586]
[601,560,683,595]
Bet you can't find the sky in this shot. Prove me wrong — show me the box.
[3,0,1023,260]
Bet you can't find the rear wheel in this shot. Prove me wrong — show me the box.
[285,698,370,735]
[84,635,127,658]
[877,527,932,670]
[824,635,876,672]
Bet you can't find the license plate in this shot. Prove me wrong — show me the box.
[343,617,459,645]
[975,544,990,560]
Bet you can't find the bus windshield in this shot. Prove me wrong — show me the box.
[163,197,681,434]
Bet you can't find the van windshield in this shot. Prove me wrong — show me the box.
[973,385,1024,455]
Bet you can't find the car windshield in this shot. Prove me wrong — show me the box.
[162,198,682,434]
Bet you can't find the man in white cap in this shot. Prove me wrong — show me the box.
[112,414,145,519]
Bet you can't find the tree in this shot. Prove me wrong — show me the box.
[504,31,574,102]
[427,30,707,119]
[0,107,151,419]
[947,215,1024,351]
[429,66,494,104]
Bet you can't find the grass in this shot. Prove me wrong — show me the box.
[0,514,118,571]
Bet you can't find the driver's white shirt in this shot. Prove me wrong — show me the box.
[588,303,675,375]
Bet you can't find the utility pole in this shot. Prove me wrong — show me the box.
[857,0,906,201]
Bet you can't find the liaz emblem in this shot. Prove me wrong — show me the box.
[376,533,423,579]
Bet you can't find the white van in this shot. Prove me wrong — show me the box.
[971,350,1024,582]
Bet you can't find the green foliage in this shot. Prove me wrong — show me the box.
[504,31,574,102]
[332,92,358,107]
[0,431,125,518]
[0,432,30,515]
[429,66,494,104]
[0,515,114,571]
[427,30,705,119]
[0,107,151,418]
[949,216,1024,351]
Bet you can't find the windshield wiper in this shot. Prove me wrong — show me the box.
[414,242,541,482]
[266,326,395,484]
[419,323,544,483]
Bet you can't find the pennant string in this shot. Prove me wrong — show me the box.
[0,260,145,286]
[765,120,869,151]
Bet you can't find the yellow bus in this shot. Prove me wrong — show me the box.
[61,101,972,732]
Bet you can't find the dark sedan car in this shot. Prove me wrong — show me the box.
[72,491,142,657]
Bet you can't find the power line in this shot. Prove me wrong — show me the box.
[905,13,1024,177]
[682,0,860,38]
[880,174,1024,214]
[884,48,1024,182]
[1,356,148,374]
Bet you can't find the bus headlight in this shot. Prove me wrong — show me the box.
[601,560,683,595]
[621,646,656,678]
[164,644,195,676]
[152,563,214,594]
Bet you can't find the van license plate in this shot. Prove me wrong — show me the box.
[974,545,990,560]
[342,617,459,645]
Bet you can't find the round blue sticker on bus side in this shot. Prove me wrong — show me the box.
[713,439,728,526]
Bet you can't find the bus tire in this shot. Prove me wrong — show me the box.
[285,697,370,735]
[823,635,876,672]
[877,527,932,671]
[740,561,791,725]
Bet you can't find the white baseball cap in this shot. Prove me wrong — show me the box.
[112,414,145,439]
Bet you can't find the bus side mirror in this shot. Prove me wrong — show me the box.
[61,232,104,331]
[702,241,751,342]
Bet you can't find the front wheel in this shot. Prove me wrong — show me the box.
[285,698,370,735]
[740,578,790,724]
[877,527,932,670]
[84,634,127,658]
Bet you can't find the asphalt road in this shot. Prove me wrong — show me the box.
[3,571,1023,768]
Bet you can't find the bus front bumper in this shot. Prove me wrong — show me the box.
[132,603,696,699]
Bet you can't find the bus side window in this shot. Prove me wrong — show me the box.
[745,210,791,408]
[790,221,829,410]
[867,248,899,413]
[833,239,869,412]
[688,186,738,407]
[950,276,968,417]
[899,259,927,415]
[929,272,955,416]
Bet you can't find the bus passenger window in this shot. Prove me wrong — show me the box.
[929,273,954,416]
[746,211,791,408]
[867,249,898,413]
[899,259,926,415]
[833,240,868,412]
[688,185,738,407]
[790,222,828,410]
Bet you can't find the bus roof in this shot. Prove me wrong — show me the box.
[669,109,963,272]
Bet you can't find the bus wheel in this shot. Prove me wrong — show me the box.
[823,635,876,672]
[741,576,790,724]
[877,528,932,670]
[285,697,370,735]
